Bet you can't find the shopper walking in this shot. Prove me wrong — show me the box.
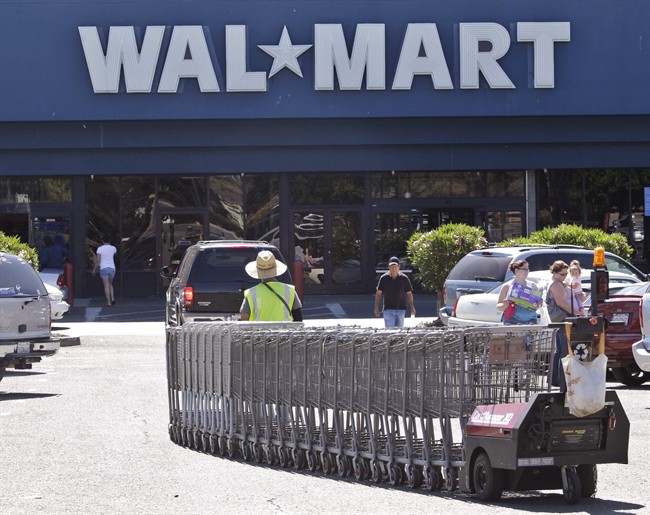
[93,237,117,307]
[374,256,416,328]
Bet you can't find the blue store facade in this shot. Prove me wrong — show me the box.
[0,0,648,298]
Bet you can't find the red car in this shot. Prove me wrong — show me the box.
[593,281,650,386]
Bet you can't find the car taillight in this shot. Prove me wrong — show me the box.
[442,281,447,304]
[640,298,644,329]
[451,297,460,318]
[183,287,194,307]
[56,274,65,287]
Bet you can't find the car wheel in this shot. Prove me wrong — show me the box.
[611,364,648,386]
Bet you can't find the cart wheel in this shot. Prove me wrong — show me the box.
[577,464,598,498]
[322,452,334,475]
[278,447,291,468]
[209,435,218,455]
[407,465,423,489]
[388,463,401,486]
[472,453,504,501]
[562,467,581,504]
[254,443,265,463]
[425,466,443,491]
[266,445,277,466]
[353,458,367,481]
[371,460,383,483]
[194,431,203,451]
[445,467,458,492]
[201,433,209,452]
[227,438,237,458]
[307,451,320,472]
[218,436,227,456]
[241,441,252,462]
[337,455,350,477]
[293,448,306,470]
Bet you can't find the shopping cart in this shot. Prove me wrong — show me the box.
[166,322,629,504]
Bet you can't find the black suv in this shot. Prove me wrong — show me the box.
[161,240,292,326]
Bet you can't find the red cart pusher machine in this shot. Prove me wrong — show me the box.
[166,321,629,505]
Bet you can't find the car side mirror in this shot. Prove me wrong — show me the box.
[160,266,174,279]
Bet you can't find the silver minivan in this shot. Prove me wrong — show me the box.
[439,245,648,324]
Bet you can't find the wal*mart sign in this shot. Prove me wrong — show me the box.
[79,22,570,94]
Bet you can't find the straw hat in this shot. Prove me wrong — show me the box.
[245,250,288,279]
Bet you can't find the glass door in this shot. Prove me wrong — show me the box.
[157,211,207,295]
[293,209,363,293]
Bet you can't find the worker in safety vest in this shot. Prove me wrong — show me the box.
[240,250,303,322]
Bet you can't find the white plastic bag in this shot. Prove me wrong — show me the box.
[561,353,607,417]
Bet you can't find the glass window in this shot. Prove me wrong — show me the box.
[157,176,207,208]
[33,178,72,202]
[120,177,156,271]
[244,175,280,245]
[487,171,525,197]
[0,177,32,205]
[372,171,487,198]
[290,173,363,205]
[487,211,523,242]
[85,176,119,270]
[209,175,244,240]
[537,168,650,233]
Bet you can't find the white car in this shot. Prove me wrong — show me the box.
[39,267,68,301]
[45,282,70,320]
[632,292,650,372]
[448,270,641,327]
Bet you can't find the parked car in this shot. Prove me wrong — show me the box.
[447,270,639,328]
[440,245,647,325]
[595,282,650,386]
[161,240,292,326]
[44,282,70,320]
[39,267,68,301]
[632,290,650,372]
[0,252,60,382]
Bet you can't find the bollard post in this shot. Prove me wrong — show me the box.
[293,259,304,302]
[62,261,74,307]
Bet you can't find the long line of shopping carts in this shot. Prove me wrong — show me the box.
[166,322,556,491]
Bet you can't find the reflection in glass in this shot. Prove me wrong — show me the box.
[294,211,324,285]
[34,178,72,202]
[487,211,523,242]
[209,175,244,240]
[158,176,207,208]
[85,176,119,270]
[121,177,156,271]
[487,171,524,197]
[290,173,363,205]
[245,175,280,246]
[331,212,362,286]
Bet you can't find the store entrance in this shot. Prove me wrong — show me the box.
[292,209,364,293]
[157,210,207,296]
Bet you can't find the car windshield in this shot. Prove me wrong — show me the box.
[0,256,47,296]
[448,252,512,282]
[192,247,292,284]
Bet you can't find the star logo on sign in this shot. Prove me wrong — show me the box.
[258,26,312,78]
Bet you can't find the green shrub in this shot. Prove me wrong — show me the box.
[0,231,39,269]
[407,224,487,308]
[497,224,633,260]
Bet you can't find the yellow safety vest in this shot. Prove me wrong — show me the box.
[244,281,296,321]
